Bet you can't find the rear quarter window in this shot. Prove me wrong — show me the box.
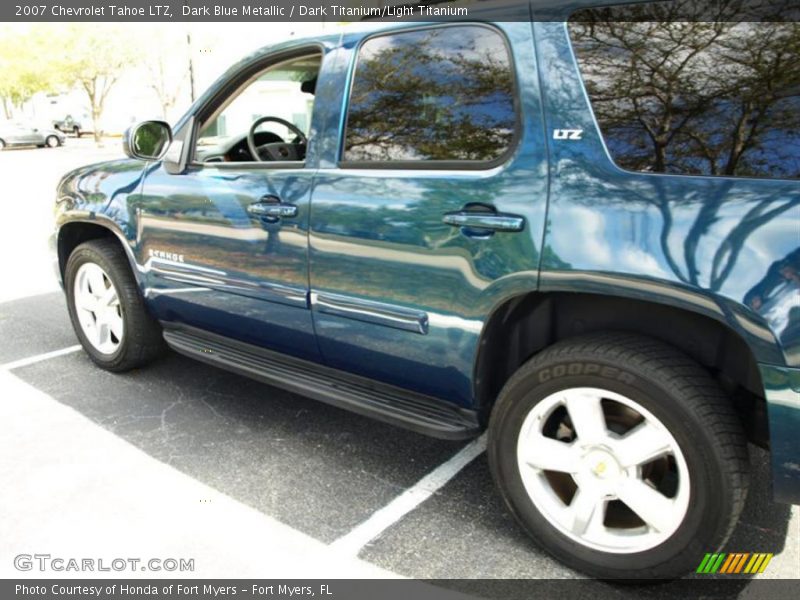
[568,3,800,180]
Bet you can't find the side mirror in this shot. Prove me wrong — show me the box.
[123,120,172,161]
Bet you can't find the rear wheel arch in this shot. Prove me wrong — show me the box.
[474,291,769,445]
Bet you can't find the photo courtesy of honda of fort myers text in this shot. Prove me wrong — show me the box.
[0,0,798,598]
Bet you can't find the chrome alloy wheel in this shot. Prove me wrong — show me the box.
[73,262,124,355]
[516,387,690,553]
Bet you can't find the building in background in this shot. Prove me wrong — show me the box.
[4,22,329,135]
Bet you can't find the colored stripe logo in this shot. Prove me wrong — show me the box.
[696,553,773,574]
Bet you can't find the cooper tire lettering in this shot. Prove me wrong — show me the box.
[536,362,637,384]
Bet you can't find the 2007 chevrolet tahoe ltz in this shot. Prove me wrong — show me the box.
[52,0,799,580]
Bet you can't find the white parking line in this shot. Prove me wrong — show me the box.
[329,433,488,556]
[0,344,82,371]
[0,369,397,578]
[3,341,490,564]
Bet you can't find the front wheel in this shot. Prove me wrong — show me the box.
[488,332,749,580]
[45,135,60,148]
[65,239,165,371]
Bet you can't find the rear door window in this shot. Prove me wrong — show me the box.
[342,25,518,167]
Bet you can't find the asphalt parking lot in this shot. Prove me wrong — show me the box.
[0,140,798,595]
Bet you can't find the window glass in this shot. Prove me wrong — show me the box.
[196,55,320,163]
[568,6,800,179]
[343,26,517,164]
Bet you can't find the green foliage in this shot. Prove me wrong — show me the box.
[0,25,138,138]
[55,25,140,140]
[0,26,62,117]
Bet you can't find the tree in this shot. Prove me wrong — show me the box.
[0,27,61,119]
[529,2,800,297]
[344,27,516,162]
[569,4,800,179]
[56,26,139,142]
[142,28,189,121]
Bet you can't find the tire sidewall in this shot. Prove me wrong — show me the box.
[46,135,60,148]
[489,354,733,577]
[65,245,129,368]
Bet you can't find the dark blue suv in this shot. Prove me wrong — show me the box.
[52,1,799,579]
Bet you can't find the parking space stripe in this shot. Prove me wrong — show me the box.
[329,433,488,556]
[0,345,82,371]
[0,369,397,578]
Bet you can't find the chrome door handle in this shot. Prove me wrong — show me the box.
[247,200,298,219]
[442,211,525,232]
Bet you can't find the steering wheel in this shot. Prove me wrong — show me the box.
[246,116,308,162]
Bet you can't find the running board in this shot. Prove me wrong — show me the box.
[162,325,481,440]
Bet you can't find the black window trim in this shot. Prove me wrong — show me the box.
[337,22,523,172]
[186,43,326,171]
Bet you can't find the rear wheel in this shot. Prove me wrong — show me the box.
[65,239,165,371]
[73,125,81,137]
[488,332,749,580]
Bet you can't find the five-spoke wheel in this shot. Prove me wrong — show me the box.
[516,387,690,554]
[73,262,124,355]
[489,333,748,579]
[65,239,165,371]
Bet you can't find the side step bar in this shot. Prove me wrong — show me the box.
[162,325,481,440]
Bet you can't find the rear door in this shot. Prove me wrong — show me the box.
[308,22,548,406]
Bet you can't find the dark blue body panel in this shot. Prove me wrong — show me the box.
[533,21,800,368]
[308,20,547,406]
[135,163,320,361]
[761,365,800,505]
[53,7,799,503]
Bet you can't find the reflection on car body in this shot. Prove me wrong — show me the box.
[51,0,799,581]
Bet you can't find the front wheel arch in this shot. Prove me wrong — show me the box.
[57,221,143,290]
[64,238,165,371]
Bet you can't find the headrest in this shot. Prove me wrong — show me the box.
[301,78,317,95]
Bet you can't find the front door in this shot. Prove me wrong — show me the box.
[137,50,325,361]
[309,23,548,405]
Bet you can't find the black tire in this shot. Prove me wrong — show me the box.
[73,126,81,137]
[45,135,60,148]
[488,332,749,580]
[65,239,165,371]
[0,138,6,150]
